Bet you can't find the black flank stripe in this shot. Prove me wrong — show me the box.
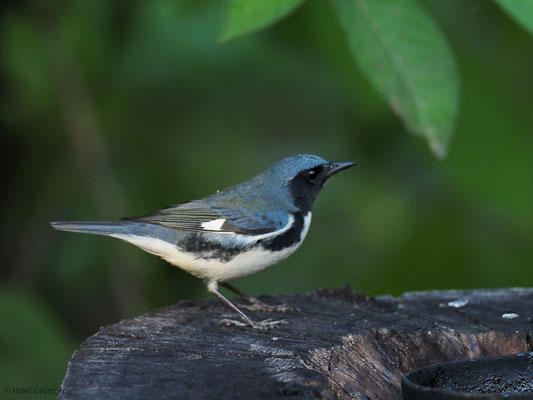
[179,233,244,262]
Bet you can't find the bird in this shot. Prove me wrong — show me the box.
[51,154,356,329]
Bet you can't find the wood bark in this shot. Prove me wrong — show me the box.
[60,287,533,399]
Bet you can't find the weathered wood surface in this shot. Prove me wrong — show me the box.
[60,287,533,400]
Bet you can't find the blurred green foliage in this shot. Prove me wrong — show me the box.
[494,0,533,35]
[219,0,306,42]
[1,0,533,394]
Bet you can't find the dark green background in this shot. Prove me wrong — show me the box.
[2,0,532,394]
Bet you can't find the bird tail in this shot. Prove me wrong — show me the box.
[50,221,134,236]
[50,220,179,260]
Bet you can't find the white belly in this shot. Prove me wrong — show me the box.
[111,212,312,281]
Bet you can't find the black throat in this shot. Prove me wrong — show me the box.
[288,170,327,214]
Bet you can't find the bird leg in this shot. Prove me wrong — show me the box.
[219,282,294,312]
[206,280,286,329]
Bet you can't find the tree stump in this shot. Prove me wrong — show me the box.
[60,287,533,399]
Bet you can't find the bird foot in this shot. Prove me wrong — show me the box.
[218,318,287,329]
[239,299,296,313]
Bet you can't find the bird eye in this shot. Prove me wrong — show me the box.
[307,168,318,182]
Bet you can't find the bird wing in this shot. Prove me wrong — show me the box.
[123,200,284,235]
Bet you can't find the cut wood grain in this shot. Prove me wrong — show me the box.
[60,287,533,399]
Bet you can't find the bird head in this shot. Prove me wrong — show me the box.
[261,154,357,213]
[211,154,356,214]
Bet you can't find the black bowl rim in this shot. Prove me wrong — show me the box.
[401,352,533,399]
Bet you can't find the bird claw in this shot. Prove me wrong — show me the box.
[239,301,296,313]
[252,318,287,329]
[218,318,287,329]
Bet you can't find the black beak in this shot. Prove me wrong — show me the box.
[327,161,358,176]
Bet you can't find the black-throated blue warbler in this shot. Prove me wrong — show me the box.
[51,154,356,329]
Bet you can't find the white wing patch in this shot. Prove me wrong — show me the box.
[200,218,226,231]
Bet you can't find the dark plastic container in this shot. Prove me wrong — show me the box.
[402,352,533,399]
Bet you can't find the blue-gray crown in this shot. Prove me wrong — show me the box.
[257,154,329,185]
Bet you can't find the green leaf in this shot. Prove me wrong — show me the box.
[493,0,533,36]
[219,0,306,43]
[330,0,459,158]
